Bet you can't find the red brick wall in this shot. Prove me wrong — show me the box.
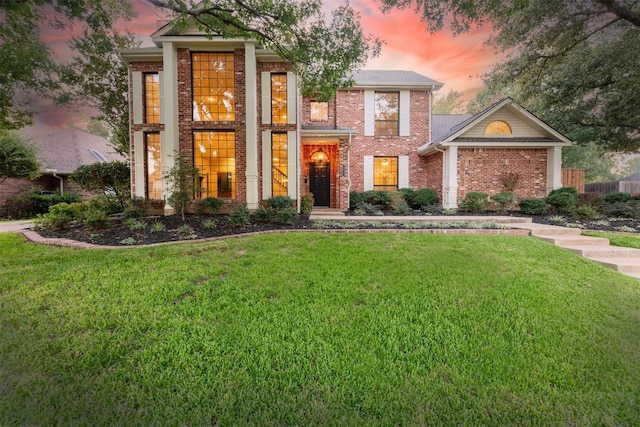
[457,148,548,200]
[423,151,443,202]
[335,89,433,197]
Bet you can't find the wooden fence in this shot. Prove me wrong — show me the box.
[586,181,640,195]
[561,168,585,193]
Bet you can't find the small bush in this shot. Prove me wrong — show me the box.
[546,187,578,213]
[460,192,490,213]
[353,202,381,215]
[389,191,406,211]
[83,208,111,230]
[5,191,82,219]
[196,197,224,214]
[151,220,167,232]
[265,196,293,210]
[349,191,364,209]
[492,191,518,213]
[519,198,547,215]
[413,188,438,209]
[88,195,122,215]
[300,194,314,215]
[33,202,75,230]
[398,188,416,207]
[228,204,250,228]
[573,205,600,220]
[275,206,298,225]
[393,201,410,215]
[603,192,632,204]
[201,218,216,230]
[123,204,145,219]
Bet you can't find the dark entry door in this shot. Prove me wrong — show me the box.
[309,162,330,206]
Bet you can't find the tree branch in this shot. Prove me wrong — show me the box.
[596,0,640,26]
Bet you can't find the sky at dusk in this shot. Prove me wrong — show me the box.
[30,0,504,136]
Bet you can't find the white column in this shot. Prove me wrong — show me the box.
[547,146,563,194]
[443,146,458,209]
[161,42,178,215]
[132,71,143,125]
[133,131,145,198]
[245,43,259,209]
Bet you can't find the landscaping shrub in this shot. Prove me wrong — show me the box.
[70,161,131,209]
[518,198,547,215]
[265,195,293,210]
[5,191,81,219]
[196,197,224,214]
[34,202,76,230]
[83,208,111,230]
[88,195,122,215]
[492,191,518,213]
[228,204,250,228]
[123,203,145,219]
[300,194,314,215]
[573,205,600,220]
[353,202,382,215]
[604,192,632,204]
[413,188,438,209]
[499,172,521,192]
[460,192,490,213]
[349,191,364,210]
[546,187,578,213]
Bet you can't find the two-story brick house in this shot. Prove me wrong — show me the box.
[119,22,572,213]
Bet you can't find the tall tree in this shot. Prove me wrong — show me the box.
[0,0,134,130]
[432,90,464,114]
[147,0,381,101]
[381,0,640,151]
[57,30,140,156]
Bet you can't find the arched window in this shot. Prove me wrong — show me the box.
[485,120,512,134]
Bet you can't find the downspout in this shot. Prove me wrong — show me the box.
[47,169,64,194]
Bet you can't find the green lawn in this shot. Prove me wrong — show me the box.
[1,232,639,425]
[583,231,640,249]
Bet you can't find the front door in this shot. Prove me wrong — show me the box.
[309,162,330,206]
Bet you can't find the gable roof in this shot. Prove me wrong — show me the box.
[420,98,573,155]
[350,70,443,90]
[36,128,125,175]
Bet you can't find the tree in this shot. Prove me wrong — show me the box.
[562,142,619,183]
[0,0,134,130]
[432,90,464,114]
[0,131,41,185]
[147,0,381,101]
[57,30,140,156]
[163,152,204,221]
[381,0,640,151]
[70,161,131,209]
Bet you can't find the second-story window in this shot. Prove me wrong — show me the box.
[192,53,235,122]
[374,92,399,136]
[310,101,328,122]
[144,73,160,124]
[271,73,287,124]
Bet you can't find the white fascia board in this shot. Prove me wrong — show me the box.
[507,102,574,144]
[118,48,163,64]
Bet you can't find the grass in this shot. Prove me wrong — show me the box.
[583,231,640,249]
[1,232,640,425]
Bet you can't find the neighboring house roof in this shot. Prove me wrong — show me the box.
[350,70,443,90]
[621,173,640,181]
[419,98,574,155]
[37,128,125,175]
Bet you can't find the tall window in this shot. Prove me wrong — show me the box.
[374,156,398,190]
[310,101,328,121]
[271,74,287,124]
[192,53,235,121]
[374,92,399,136]
[194,131,236,198]
[144,73,160,124]
[145,133,162,199]
[272,133,288,196]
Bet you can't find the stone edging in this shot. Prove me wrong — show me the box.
[19,228,530,250]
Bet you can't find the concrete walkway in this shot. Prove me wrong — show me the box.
[310,209,640,280]
[0,220,33,233]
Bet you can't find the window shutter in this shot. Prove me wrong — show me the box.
[261,72,271,125]
[133,131,144,198]
[287,131,297,199]
[398,156,409,188]
[364,155,374,190]
[158,71,164,124]
[262,130,271,199]
[399,90,410,136]
[286,72,297,125]
[364,90,374,136]
[132,71,142,125]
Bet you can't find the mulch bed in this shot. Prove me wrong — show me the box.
[33,212,639,247]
